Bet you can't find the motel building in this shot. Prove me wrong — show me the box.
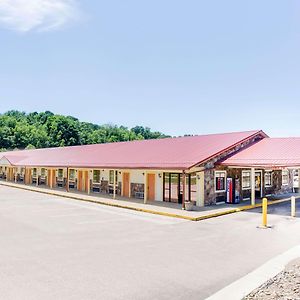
[0,130,300,210]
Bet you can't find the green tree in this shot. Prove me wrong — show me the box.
[0,110,170,151]
[46,115,80,147]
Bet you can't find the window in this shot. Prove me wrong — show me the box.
[171,173,180,201]
[32,168,37,178]
[58,169,64,179]
[164,172,198,203]
[69,169,76,181]
[93,170,100,183]
[215,171,226,192]
[265,171,272,187]
[164,173,170,201]
[41,168,46,178]
[293,170,299,188]
[109,170,118,185]
[282,170,289,185]
[242,171,251,190]
[189,173,197,202]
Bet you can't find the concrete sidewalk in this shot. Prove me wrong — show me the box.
[0,181,298,221]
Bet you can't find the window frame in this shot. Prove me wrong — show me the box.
[109,170,118,185]
[264,170,273,187]
[282,169,289,186]
[188,173,197,202]
[242,170,251,190]
[32,168,37,178]
[69,169,76,182]
[41,168,46,178]
[215,170,227,193]
[93,170,101,184]
[57,168,64,180]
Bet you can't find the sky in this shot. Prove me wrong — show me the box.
[0,0,300,137]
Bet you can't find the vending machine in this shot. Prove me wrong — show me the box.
[226,177,240,204]
[234,178,240,204]
[226,178,233,204]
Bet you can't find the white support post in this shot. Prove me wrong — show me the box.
[128,172,131,198]
[113,170,116,199]
[196,171,205,207]
[36,168,39,186]
[144,172,148,204]
[49,169,51,188]
[14,168,17,183]
[66,168,69,192]
[251,168,256,205]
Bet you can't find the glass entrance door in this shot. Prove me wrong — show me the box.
[164,173,182,203]
[255,171,262,198]
[163,173,197,203]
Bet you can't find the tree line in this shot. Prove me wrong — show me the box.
[0,111,169,152]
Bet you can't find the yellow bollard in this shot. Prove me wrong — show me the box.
[291,196,296,218]
[262,197,268,228]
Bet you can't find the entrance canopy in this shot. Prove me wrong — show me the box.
[221,138,300,168]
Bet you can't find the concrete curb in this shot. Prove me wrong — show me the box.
[0,182,298,222]
[193,197,300,221]
[0,182,194,221]
[205,245,300,300]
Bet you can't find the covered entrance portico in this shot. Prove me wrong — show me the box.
[220,137,300,205]
[224,166,300,205]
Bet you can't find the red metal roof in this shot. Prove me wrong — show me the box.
[221,138,300,168]
[0,130,264,170]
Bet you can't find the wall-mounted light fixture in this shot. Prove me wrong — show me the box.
[158,173,162,178]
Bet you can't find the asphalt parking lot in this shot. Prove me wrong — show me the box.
[1,185,300,300]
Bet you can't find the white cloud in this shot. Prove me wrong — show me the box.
[0,0,80,32]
